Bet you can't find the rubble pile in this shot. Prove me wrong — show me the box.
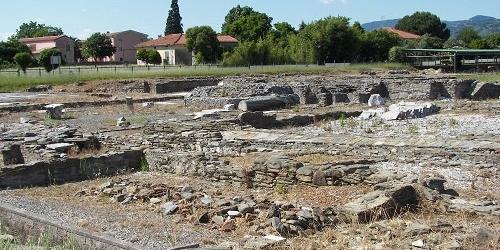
[0,123,101,163]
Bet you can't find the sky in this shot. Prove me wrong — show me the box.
[1,0,499,41]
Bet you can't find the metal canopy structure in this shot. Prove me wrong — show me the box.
[403,48,500,72]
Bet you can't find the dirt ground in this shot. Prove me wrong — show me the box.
[0,73,499,249]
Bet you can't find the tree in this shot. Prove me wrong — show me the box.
[359,30,401,62]
[469,39,491,49]
[136,49,162,64]
[0,40,30,63]
[186,26,221,64]
[39,48,63,72]
[147,50,162,64]
[352,21,365,34]
[222,6,273,41]
[136,48,149,62]
[457,27,481,45]
[388,46,406,63]
[274,22,297,37]
[81,33,116,62]
[298,21,307,32]
[222,41,263,66]
[290,16,361,64]
[396,12,450,40]
[415,34,444,49]
[69,36,85,62]
[221,5,255,32]
[443,39,467,49]
[13,21,63,39]
[13,52,32,73]
[165,0,183,35]
[484,33,500,48]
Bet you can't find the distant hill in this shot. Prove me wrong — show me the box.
[362,15,500,37]
[362,19,400,32]
[446,15,500,37]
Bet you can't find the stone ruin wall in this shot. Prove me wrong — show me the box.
[184,75,479,109]
[141,118,497,189]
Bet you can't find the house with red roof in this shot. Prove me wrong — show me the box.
[19,35,75,64]
[382,28,421,40]
[135,33,238,65]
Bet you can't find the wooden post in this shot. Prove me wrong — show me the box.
[453,53,457,73]
[475,56,479,73]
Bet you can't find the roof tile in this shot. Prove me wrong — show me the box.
[383,28,420,39]
[136,34,238,48]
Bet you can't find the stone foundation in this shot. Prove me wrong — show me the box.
[0,150,144,189]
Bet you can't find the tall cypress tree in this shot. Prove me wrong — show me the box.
[165,0,183,35]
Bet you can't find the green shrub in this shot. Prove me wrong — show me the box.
[443,39,467,49]
[39,48,63,72]
[147,50,162,65]
[137,49,162,65]
[13,52,33,73]
[140,157,150,172]
[136,48,149,62]
[469,39,491,49]
[389,46,406,63]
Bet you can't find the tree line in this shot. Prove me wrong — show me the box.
[181,7,500,66]
[2,2,500,72]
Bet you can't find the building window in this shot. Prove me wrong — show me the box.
[119,47,123,51]
[120,58,123,62]
[66,44,70,52]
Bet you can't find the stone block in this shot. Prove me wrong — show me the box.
[470,81,500,100]
[339,185,418,223]
[332,93,350,103]
[0,144,24,166]
[317,92,333,107]
[238,95,300,112]
[239,112,278,129]
[44,104,64,120]
[368,94,385,107]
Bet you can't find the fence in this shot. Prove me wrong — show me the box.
[0,63,352,77]
[0,64,222,77]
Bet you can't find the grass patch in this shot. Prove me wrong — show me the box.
[0,63,410,92]
[0,229,80,250]
[458,73,500,82]
[139,157,150,172]
[407,123,419,135]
